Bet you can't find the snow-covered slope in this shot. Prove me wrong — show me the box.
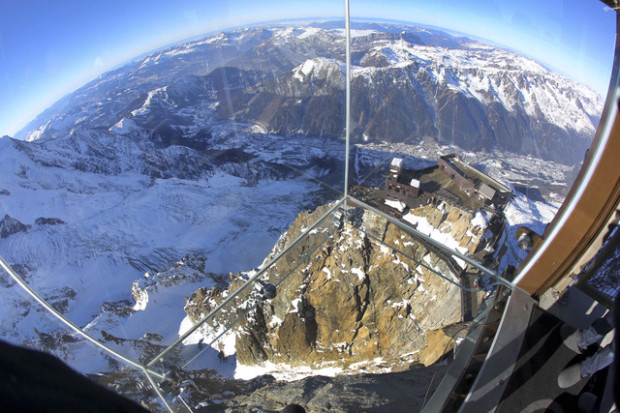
[0,130,341,371]
[357,38,600,136]
[500,190,559,272]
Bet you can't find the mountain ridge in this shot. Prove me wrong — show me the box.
[14,22,602,165]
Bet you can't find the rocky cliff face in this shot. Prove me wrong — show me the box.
[184,200,494,373]
[0,215,31,239]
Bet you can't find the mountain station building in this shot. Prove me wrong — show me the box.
[385,154,512,213]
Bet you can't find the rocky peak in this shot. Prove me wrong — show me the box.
[0,215,31,239]
[184,200,497,373]
[34,217,66,226]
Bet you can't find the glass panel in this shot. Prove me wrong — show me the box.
[347,0,616,411]
[1,0,617,411]
[348,0,615,280]
[1,0,348,411]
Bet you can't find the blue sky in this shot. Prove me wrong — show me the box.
[0,0,615,137]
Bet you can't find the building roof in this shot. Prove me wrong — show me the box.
[391,158,404,168]
[385,199,407,212]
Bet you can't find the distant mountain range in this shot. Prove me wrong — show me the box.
[16,21,603,165]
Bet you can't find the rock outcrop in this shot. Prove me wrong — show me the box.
[0,215,31,239]
[34,217,65,226]
[132,254,227,312]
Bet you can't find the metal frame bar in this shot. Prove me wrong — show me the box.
[348,195,512,288]
[344,0,351,211]
[457,288,536,412]
[142,366,175,413]
[421,305,493,412]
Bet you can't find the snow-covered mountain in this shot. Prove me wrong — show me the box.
[0,20,599,383]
